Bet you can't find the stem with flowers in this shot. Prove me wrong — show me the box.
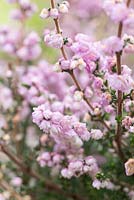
[50,0,110,131]
[115,0,131,162]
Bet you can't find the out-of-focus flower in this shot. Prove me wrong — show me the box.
[58,1,70,14]
[103,36,123,56]
[91,129,104,140]
[103,1,128,23]
[10,177,22,187]
[106,73,134,93]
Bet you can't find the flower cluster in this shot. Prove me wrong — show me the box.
[61,156,99,179]
[19,60,67,105]
[32,104,91,149]
[40,1,70,19]
[1,0,134,199]
[0,27,41,60]
[37,151,64,168]
[92,179,115,190]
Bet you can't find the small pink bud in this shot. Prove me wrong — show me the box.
[40,8,49,19]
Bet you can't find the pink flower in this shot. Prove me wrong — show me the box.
[10,9,23,20]
[84,87,93,98]
[40,8,49,19]
[71,0,102,18]
[61,168,73,179]
[100,92,112,106]
[44,32,63,49]
[0,86,13,110]
[53,154,62,164]
[50,8,59,19]
[58,1,70,14]
[32,106,44,125]
[123,11,134,33]
[92,179,114,190]
[104,105,114,114]
[37,152,51,167]
[106,73,134,93]
[122,116,133,129]
[68,160,83,172]
[92,179,101,189]
[92,77,103,90]
[17,45,41,61]
[91,129,104,140]
[51,112,63,124]
[124,100,134,113]
[103,1,128,23]
[24,32,40,46]
[59,58,70,70]
[43,110,52,120]
[122,65,132,76]
[103,36,123,56]
[70,57,86,70]
[73,122,91,141]
[85,156,97,166]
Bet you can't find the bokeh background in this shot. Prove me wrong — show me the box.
[0,0,58,62]
[1,0,134,66]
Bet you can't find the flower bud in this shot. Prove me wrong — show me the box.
[40,8,49,19]
[44,33,63,49]
[60,59,70,70]
[94,107,101,116]
[58,1,69,14]
[74,91,83,102]
[53,62,62,72]
[50,8,59,19]
[70,57,86,70]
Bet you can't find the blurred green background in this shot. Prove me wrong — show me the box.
[0,0,50,25]
[0,0,58,62]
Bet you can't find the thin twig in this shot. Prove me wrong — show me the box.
[0,144,87,200]
[115,0,131,162]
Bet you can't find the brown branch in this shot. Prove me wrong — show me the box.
[0,144,86,200]
[115,0,131,162]
[117,23,123,38]
[69,70,82,91]
[50,0,110,131]
[126,0,131,7]
[51,0,55,9]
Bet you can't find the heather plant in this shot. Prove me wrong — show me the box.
[0,0,134,200]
